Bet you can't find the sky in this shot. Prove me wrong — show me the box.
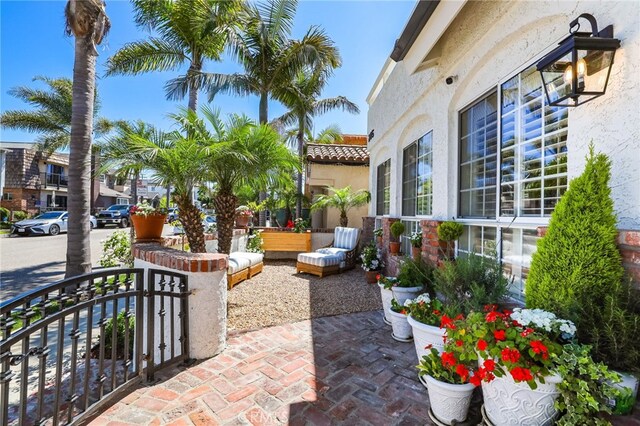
[0,0,416,143]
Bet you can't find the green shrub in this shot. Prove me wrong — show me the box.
[437,221,464,242]
[433,249,509,315]
[103,311,135,359]
[396,256,433,290]
[0,207,9,221]
[526,146,638,371]
[13,211,28,221]
[99,230,132,267]
[390,221,405,239]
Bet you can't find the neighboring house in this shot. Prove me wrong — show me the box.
[306,135,370,229]
[0,147,6,200]
[366,0,640,297]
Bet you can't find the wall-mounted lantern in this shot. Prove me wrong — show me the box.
[537,13,620,107]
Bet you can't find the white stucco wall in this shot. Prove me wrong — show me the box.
[368,0,640,229]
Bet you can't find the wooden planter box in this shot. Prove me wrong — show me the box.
[261,231,312,252]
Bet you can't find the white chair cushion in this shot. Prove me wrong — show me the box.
[297,252,341,267]
[228,257,251,274]
[316,247,349,261]
[333,227,359,250]
[230,252,264,267]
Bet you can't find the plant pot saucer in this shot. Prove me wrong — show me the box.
[481,405,495,426]
[391,333,413,343]
[428,407,449,426]
[383,317,391,326]
[418,374,428,389]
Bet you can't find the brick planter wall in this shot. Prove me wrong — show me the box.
[420,220,451,265]
[361,216,375,249]
[133,243,228,273]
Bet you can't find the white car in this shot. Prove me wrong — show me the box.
[11,211,98,236]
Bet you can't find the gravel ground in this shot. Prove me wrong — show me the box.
[227,260,382,332]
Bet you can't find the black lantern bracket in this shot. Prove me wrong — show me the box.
[537,13,621,107]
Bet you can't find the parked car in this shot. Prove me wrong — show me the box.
[96,204,132,228]
[90,215,97,229]
[11,211,96,236]
[166,207,179,223]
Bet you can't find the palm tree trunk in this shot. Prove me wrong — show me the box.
[213,190,237,254]
[174,193,206,253]
[129,172,139,261]
[65,35,96,278]
[258,91,269,226]
[340,211,348,227]
[296,130,304,219]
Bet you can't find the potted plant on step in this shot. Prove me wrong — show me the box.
[130,201,167,242]
[378,276,398,325]
[391,257,431,305]
[389,221,405,255]
[388,299,412,342]
[360,243,384,284]
[417,347,477,425]
[374,227,383,247]
[409,231,422,261]
[437,221,464,261]
[235,205,253,227]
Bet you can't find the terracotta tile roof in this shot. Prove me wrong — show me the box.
[307,143,369,165]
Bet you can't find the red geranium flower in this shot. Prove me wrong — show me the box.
[470,374,482,387]
[477,339,488,351]
[483,359,496,372]
[484,304,498,312]
[455,314,465,321]
[455,364,469,381]
[485,311,502,323]
[433,309,441,315]
[510,367,533,382]
[530,340,548,356]
[493,330,506,341]
[456,340,464,347]
[376,274,381,281]
[440,314,456,329]
[501,348,521,363]
[441,351,456,367]
[520,327,534,337]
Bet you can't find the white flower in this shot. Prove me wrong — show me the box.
[510,308,576,339]
[403,299,413,307]
[414,293,431,304]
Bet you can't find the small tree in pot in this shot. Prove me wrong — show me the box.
[389,221,405,255]
[437,221,464,261]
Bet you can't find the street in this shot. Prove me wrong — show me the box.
[0,227,164,300]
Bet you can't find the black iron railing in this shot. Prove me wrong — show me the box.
[0,267,189,425]
[41,173,69,189]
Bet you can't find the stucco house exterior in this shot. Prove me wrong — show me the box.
[366,0,640,297]
[306,135,370,229]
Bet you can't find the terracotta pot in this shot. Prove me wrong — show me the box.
[376,236,383,246]
[411,246,421,261]
[389,241,401,255]
[131,214,166,241]
[365,270,379,284]
[235,215,251,227]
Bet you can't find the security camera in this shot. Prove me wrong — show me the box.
[445,76,457,85]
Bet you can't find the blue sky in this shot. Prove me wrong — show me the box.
[1,0,415,143]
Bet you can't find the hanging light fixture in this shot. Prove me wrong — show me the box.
[537,13,620,107]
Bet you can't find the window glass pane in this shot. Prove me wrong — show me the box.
[376,160,390,215]
[402,144,417,216]
[416,132,433,215]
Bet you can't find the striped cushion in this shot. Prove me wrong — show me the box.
[316,247,349,261]
[228,257,251,274]
[297,252,341,267]
[230,252,264,267]
[333,227,359,250]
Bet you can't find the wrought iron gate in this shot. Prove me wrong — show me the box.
[0,267,189,426]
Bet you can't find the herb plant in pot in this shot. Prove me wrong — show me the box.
[360,243,383,284]
[389,299,412,342]
[417,348,477,425]
[389,221,405,255]
[130,201,167,241]
[392,257,431,305]
[409,231,422,261]
[378,276,398,325]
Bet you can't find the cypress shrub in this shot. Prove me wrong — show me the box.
[526,146,639,370]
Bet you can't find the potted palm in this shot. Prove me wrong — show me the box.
[389,221,405,255]
[417,348,477,425]
[409,231,422,261]
[360,243,383,284]
[130,201,167,241]
[310,185,371,227]
[378,276,397,325]
[388,299,412,342]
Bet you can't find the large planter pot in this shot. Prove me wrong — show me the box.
[364,270,379,284]
[388,309,412,342]
[389,241,401,255]
[378,282,393,325]
[482,370,562,425]
[424,375,475,425]
[131,214,166,241]
[391,286,423,306]
[235,215,251,227]
[408,314,446,359]
[411,246,421,261]
[611,371,639,415]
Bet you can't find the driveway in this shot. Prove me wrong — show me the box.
[0,226,170,300]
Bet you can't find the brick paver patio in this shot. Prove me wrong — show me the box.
[87,310,429,425]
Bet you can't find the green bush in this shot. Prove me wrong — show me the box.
[390,221,405,239]
[0,207,9,221]
[13,211,28,221]
[103,311,135,359]
[433,249,510,315]
[99,230,132,267]
[526,146,639,371]
[437,221,464,242]
[396,256,433,290]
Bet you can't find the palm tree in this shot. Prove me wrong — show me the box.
[275,68,359,218]
[202,0,340,225]
[105,0,243,111]
[64,0,110,278]
[311,186,371,227]
[0,76,113,153]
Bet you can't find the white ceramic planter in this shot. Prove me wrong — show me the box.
[611,370,639,414]
[388,309,412,341]
[378,282,393,325]
[482,370,562,425]
[391,286,423,306]
[425,375,475,425]
[408,314,446,359]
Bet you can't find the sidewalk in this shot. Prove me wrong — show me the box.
[87,311,427,425]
